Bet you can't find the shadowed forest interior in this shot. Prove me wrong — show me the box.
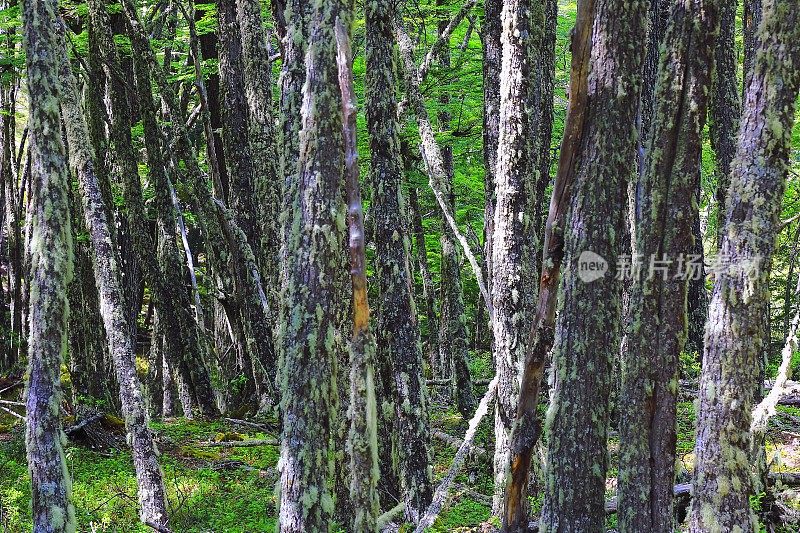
[1,0,800,531]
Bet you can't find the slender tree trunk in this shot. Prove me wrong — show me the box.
[367,0,433,522]
[56,27,172,528]
[482,0,501,303]
[690,2,800,530]
[409,187,439,375]
[336,18,380,530]
[277,0,349,529]
[617,0,720,528]
[218,0,277,409]
[433,5,476,419]
[742,0,762,93]
[537,0,649,529]
[490,0,542,515]
[21,0,76,527]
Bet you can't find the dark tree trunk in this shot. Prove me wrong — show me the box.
[617,0,720,528]
[366,0,433,522]
[538,0,649,529]
[690,1,800,530]
[710,0,741,245]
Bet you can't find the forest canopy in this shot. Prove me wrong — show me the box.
[1,0,800,531]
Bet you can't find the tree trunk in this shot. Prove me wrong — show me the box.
[617,0,720,528]
[336,18,380,531]
[538,0,649,529]
[277,0,349,529]
[490,0,542,515]
[710,0,740,245]
[366,0,433,523]
[21,0,77,527]
[409,187,439,375]
[56,26,172,528]
[690,1,800,530]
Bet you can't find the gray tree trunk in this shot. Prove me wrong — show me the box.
[56,26,172,528]
[690,1,800,530]
[617,0,720,528]
[538,0,649,529]
[490,0,542,515]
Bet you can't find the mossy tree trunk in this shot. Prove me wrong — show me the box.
[490,0,542,515]
[538,0,649,529]
[617,0,720,528]
[690,1,800,530]
[366,0,433,523]
[20,0,77,527]
[276,0,349,529]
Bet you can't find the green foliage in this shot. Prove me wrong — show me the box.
[429,498,490,531]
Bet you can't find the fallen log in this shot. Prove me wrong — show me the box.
[197,439,278,448]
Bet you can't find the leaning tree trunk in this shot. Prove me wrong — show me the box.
[366,0,433,523]
[538,0,649,529]
[617,0,720,529]
[277,0,349,529]
[490,0,542,515]
[56,26,172,529]
[690,1,800,530]
[21,0,76,527]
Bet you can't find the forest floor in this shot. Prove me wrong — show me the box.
[3,362,800,532]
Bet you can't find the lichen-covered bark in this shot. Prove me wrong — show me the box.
[617,0,720,529]
[20,0,76,527]
[366,0,433,523]
[710,0,740,245]
[276,0,348,528]
[690,1,800,530]
[490,0,542,515]
[538,0,648,529]
[55,30,172,528]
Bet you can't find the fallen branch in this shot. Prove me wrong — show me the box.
[64,413,105,437]
[0,381,22,396]
[432,430,487,458]
[413,376,498,532]
[197,439,278,448]
[222,417,274,433]
[0,404,24,421]
[377,502,405,531]
[0,399,24,406]
[753,273,800,433]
